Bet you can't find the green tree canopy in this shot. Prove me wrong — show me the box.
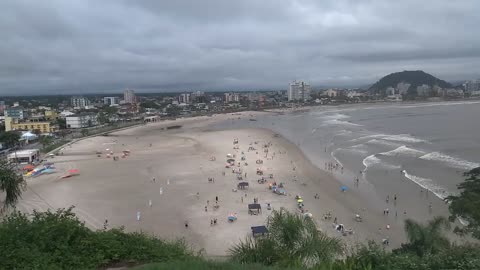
[0,159,25,212]
[229,208,343,268]
[448,167,480,239]
[0,131,21,148]
[397,216,451,257]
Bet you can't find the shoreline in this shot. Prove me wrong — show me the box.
[15,109,468,257]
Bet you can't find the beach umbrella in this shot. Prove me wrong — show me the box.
[43,168,56,174]
[227,158,235,163]
[68,169,80,175]
[341,185,348,192]
[23,164,35,171]
[304,212,313,218]
[297,198,304,203]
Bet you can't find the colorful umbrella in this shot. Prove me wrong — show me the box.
[23,164,34,171]
[341,185,348,192]
[68,169,80,174]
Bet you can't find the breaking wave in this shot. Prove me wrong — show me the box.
[380,145,426,157]
[362,154,401,171]
[402,170,451,200]
[419,152,480,171]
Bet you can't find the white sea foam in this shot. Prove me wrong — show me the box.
[420,152,480,170]
[322,119,362,127]
[349,134,387,142]
[337,147,368,155]
[382,134,426,143]
[380,145,426,157]
[362,154,401,171]
[402,170,451,200]
[365,139,402,147]
[319,114,363,127]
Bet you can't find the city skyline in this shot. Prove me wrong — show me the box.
[1,0,480,95]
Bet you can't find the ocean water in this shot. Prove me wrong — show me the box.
[212,101,480,203]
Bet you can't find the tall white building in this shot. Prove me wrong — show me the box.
[103,97,120,106]
[288,81,311,101]
[71,97,91,108]
[224,92,240,103]
[465,79,480,93]
[66,113,98,129]
[396,82,411,95]
[178,93,191,104]
[123,89,136,104]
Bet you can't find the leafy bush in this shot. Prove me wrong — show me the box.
[0,207,192,269]
[229,208,343,268]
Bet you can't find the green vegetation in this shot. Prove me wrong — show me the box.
[0,159,25,212]
[397,216,450,257]
[368,70,452,96]
[0,207,192,269]
[448,167,480,239]
[135,260,293,270]
[2,162,480,269]
[41,139,70,153]
[0,130,21,148]
[229,208,342,268]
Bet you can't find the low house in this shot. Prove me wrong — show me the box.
[7,149,40,164]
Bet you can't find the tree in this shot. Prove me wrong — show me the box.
[56,118,67,129]
[39,136,53,149]
[229,208,343,267]
[32,129,42,136]
[398,216,451,257]
[0,160,25,212]
[80,129,89,137]
[0,131,20,148]
[97,111,109,125]
[448,167,480,239]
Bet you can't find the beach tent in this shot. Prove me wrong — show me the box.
[21,132,38,140]
[248,203,262,215]
[237,182,249,189]
[227,158,235,163]
[251,225,268,237]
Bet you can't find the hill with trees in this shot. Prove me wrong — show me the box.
[369,70,452,96]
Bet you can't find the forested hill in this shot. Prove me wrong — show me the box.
[369,70,452,95]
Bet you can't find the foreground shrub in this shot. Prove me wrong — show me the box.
[0,207,191,269]
[229,208,343,268]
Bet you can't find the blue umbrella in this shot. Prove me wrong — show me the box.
[341,185,348,192]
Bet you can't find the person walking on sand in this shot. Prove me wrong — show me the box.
[148,199,152,207]
[215,196,219,203]
[386,195,390,204]
[152,177,156,183]
[136,211,141,221]
[205,206,208,212]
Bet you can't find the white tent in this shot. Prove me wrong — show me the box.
[21,132,38,140]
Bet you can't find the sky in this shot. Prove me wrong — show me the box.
[1,0,480,95]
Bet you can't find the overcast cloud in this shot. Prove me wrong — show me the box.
[1,0,480,95]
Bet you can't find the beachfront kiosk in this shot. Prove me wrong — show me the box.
[7,149,40,164]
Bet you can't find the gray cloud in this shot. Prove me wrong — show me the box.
[0,0,480,95]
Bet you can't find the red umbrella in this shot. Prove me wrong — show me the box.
[23,165,35,171]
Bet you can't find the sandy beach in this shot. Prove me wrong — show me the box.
[16,111,451,256]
